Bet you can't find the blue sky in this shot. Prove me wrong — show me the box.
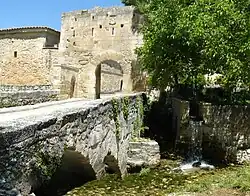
[0,0,123,30]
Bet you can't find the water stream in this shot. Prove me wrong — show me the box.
[180,120,214,172]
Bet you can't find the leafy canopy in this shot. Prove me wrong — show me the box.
[134,0,250,90]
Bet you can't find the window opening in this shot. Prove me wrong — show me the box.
[14,51,17,58]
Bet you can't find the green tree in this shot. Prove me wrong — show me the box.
[122,0,149,12]
[136,0,250,91]
[121,0,136,6]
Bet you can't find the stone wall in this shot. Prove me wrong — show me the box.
[172,98,250,163]
[0,85,59,107]
[0,93,145,195]
[0,28,60,86]
[57,6,144,98]
[100,61,123,94]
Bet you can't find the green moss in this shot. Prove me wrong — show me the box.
[33,151,62,181]
[132,96,147,140]
[122,97,130,121]
[111,98,120,137]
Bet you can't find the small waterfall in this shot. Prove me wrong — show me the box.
[187,120,203,162]
[177,98,215,172]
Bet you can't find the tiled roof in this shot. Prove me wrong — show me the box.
[0,26,60,34]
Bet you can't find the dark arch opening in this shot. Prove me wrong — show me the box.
[33,149,96,196]
[69,76,76,98]
[104,154,121,176]
[95,60,123,99]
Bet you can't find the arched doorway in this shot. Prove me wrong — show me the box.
[95,60,123,99]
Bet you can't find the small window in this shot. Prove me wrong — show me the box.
[75,17,77,21]
[92,15,95,20]
[121,24,124,28]
[99,25,102,29]
[73,42,76,46]
[111,27,115,35]
[73,30,75,37]
[14,51,17,58]
[92,28,94,36]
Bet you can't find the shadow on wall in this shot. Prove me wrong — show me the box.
[104,153,121,176]
[33,149,96,196]
[131,60,147,92]
[144,91,175,157]
[69,76,76,98]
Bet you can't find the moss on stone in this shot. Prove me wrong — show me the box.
[111,98,121,137]
[122,96,130,121]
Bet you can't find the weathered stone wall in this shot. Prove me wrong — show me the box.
[172,98,250,163]
[59,65,79,99]
[0,93,145,195]
[0,28,60,86]
[0,85,59,107]
[100,61,123,94]
[57,6,144,98]
[128,141,160,168]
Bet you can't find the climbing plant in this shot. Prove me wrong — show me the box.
[122,97,130,121]
[111,98,121,137]
[132,96,148,140]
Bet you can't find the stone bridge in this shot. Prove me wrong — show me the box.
[0,93,147,195]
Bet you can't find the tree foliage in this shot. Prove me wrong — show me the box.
[136,0,250,90]
[121,0,136,6]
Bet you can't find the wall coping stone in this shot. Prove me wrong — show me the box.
[0,93,143,130]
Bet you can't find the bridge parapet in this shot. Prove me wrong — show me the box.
[0,93,145,195]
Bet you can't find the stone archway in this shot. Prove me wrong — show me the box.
[33,149,96,196]
[76,51,134,99]
[95,60,123,99]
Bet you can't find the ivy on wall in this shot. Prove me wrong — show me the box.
[110,95,148,141]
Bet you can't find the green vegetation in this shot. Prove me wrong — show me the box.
[122,97,130,121]
[132,96,148,140]
[32,151,62,182]
[128,0,250,96]
[66,160,250,196]
[111,98,121,137]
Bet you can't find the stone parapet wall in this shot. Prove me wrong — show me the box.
[0,93,145,195]
[0,84,53,92]
[172,98,250,163]
[0,85,59,107]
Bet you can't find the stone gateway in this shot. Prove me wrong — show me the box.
[0,6,145,104]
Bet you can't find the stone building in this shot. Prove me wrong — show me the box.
[0,6,145,102]
[0,27,60,85]
[56,6,144,99]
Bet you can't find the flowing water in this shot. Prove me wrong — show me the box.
[180,120,214,172]
[187,120,203,162]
